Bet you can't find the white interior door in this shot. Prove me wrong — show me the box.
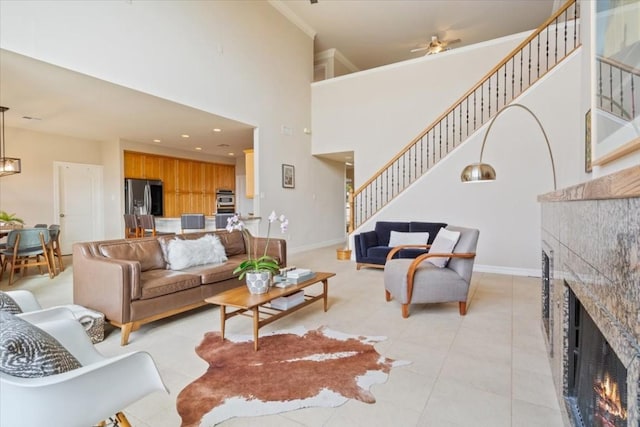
[54,162,104,254]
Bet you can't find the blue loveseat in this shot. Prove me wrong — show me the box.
[354,221,447,270]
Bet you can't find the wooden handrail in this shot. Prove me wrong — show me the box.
[598,56,640,76]
[350,0,580,231]
[353,0,579,195]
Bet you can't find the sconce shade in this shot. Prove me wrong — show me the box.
[0,106,21,177]
[0,157,21,177]
[460,162,496,183]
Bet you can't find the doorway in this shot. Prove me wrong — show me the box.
[53,162,104,254]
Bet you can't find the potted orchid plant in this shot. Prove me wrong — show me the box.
[226,211,288,294]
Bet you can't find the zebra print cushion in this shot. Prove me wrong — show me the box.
[0,292,22,314]
[0,311,82,378]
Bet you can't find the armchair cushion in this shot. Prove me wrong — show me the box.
[426,228,461,267]
[0,311,82,378]
[0,292,22,314]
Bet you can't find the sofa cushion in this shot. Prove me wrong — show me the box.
[98,239,166,272]
[164,234,228,270]
[409,222,448,244]
[181,259,240,285]
[388,231,429,247]
[0,311,82,378]
[217,230,246,256]
[139,270,202,300]
[374,222,410,246]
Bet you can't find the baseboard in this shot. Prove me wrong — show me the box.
[289,238,347,255]
[474,264,541,277]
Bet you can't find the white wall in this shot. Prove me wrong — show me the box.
[312,33,529,185]
[0,128,103,227]
[312,33,586,272]
[0,0,346,251]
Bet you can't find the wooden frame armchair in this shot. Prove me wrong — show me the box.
[383,226,479,318]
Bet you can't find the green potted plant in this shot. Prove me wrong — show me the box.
[226,211,288,294]
[0,210,24,227]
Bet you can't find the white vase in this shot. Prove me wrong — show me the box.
[245,270,272,294]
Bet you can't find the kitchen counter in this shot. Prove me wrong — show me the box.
[155,215,261,235]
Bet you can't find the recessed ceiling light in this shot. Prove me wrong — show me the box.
[153,139,161,143]
[213,128,222,132]
[195,147,202,151]
[228,152,235,156]
[181,134,190,138]
[345,162,353,166]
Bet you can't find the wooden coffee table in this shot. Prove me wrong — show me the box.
[205,272,335,350]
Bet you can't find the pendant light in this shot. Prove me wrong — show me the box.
[0,106,21,177]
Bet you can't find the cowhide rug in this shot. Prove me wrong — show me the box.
[176,326,408,426]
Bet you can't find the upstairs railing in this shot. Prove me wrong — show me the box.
[349,0,580,231]
[596,56,640,121]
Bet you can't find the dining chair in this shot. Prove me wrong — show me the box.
[48,224,65,273]
[124,214,141,238]
[137,214,157,237]
[0,228,54,286]
[180,213,206,234]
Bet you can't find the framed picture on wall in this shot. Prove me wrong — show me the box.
[282,164,295,188]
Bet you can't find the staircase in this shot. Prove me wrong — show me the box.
[349,0,580,232]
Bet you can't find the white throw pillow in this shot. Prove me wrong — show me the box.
[426,228,461,268]
[387,231,429,247]
[166,234,228,270]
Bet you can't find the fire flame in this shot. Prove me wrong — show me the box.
[594,372,627,426]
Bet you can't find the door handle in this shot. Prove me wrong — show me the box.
[60,214,65,218]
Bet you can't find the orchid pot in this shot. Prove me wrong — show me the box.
[245,270,272,295]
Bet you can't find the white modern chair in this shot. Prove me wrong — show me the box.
[0,308,168,427]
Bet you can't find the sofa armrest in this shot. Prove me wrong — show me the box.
[248,236,287,267]
[72,244,141,324]
[355,230,378,259]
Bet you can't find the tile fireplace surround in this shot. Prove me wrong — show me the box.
[539,165,640,426]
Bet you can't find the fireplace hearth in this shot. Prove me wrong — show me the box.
[539,165,640,427]
[567,286,628,427]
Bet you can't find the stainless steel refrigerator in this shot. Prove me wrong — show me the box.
[124,178,164,216]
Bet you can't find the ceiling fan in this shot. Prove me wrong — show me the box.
[410,36,461,55]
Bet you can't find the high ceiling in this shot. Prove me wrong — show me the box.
[0,1,557,157]
[277,0,557,71]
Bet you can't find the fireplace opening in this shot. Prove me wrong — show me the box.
[567,285,628,427]
[541,246,552,347]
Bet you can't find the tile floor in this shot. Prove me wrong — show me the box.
[1,246,567,426]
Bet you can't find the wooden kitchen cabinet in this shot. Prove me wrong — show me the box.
[123,150,235,217]
[124,152,144,178]
[161,158,177,192]
[143,155,162,179]
[243,149,254,198]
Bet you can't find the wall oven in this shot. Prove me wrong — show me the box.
[216,189,235,214]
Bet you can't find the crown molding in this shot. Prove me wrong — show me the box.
[268,0,317,39]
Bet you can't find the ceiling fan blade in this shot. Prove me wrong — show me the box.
[410,46,430,53]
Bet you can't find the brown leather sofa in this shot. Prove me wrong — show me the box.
[72,230,286,345]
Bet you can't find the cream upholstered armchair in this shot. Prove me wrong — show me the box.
[0,307,167,427]
[383,225,479,318]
